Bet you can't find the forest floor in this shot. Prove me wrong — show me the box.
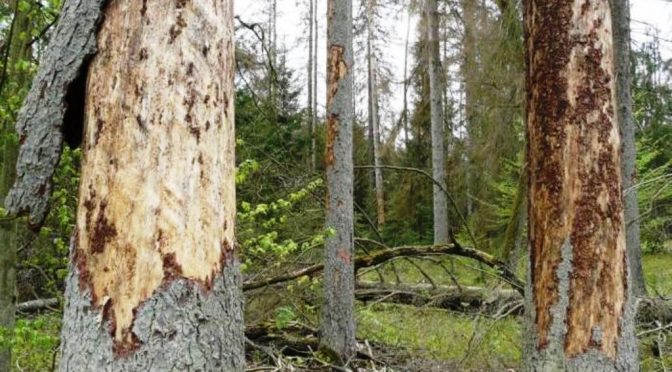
[11,252,672,371]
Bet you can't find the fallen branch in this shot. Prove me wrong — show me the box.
[356,281,521,314]
[243,243,525,293]
[16,297,59,313]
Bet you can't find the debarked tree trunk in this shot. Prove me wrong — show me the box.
[58,1,244,370]
[523,0,638,370]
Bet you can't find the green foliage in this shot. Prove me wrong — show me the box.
[19,147,81,299]
[358,303,522,369]
[636,137,672,253]
[0,313,60,372]
[274,306,297,330]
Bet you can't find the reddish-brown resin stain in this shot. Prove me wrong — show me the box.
[325,45,347,167]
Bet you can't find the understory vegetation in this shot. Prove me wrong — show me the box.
[0,0,670,371]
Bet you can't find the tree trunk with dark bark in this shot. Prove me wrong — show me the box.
[523,0,638,370]
[426,0,448,245]
[57,1,244,370]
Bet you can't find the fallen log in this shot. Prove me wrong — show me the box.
[243,243,524,293]
[638,297,672,325]
[355,281,522,315]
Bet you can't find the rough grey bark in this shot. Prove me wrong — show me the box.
[4,0,108,226]
[610,0,647,298]
[322,0,356,361]
[366,1,385,226]
[60,244,244,372]
[57,0,244,369]
[426,0,448,244]
[523,0,638,370]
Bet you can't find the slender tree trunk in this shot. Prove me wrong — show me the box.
[311,0,318,171]
[611,0,647,298]
[0,147,17,372]
[59,1,244,370]
[0,2,33,369]
[462,0,477,218]
[322,0,356,361]
[269,0,277,107]
[523,1,638,369]
[308,0,315,171]
[426,0,448,244]
[502,169,527,269]
[402,11,411,148]
[366,1,385,226]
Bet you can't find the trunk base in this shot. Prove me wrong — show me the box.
[59,246,244,372]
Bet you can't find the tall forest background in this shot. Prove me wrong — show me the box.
[0,0,670,370]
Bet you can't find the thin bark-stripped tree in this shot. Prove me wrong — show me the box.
[5,1,244,370]
[322,0,356,361]
[611,0,647,297]
[426,0,448,244]
[524,0,638,369]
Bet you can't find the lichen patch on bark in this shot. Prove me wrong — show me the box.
[74,0,236,353]
[526,0,626,359]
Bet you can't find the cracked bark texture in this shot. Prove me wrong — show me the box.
[322,0,356,361]
[610,0,647,298]
[4,0,108,226]
[426,0,448,245]
[523,0,637,370]
[59,0,243,369]
[60,247,244,371]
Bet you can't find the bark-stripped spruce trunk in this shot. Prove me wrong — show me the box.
[426,0,448,244]
[524,1,637,370]
[366,1,385,226]
[610,0,647,298]
[322,0,356,361]
[59,1,244,370]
